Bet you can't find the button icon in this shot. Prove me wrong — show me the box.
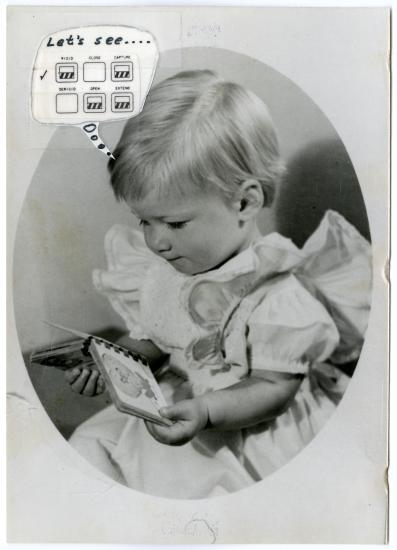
[83,62,106,82]
[111,93,134,112]
[56,63,78,83]
[111,62,133,81]
[56,93,78,113]
[84,93,106,113]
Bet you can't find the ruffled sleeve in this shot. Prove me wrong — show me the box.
[247,274,340,375]
[92,225,159,340]
[298,210,372,363]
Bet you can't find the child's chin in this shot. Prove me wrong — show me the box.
[171,263,197,276]
[168,257,221,276]
[169,259,202,276]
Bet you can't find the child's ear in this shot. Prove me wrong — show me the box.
[236,180,264,220]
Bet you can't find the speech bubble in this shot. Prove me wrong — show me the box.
[31,25,159,158]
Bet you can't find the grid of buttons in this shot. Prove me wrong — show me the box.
[54,61,135,115]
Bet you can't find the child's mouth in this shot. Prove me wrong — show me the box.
[167,257,182,262]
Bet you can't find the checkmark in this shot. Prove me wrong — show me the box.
[40,70,47,80]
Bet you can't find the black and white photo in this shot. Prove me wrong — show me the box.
[7,6,389,543]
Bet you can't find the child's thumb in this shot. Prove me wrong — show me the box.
[159,404,183,419]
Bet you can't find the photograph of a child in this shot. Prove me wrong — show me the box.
[8,5,390,541]
[57,68,372,499]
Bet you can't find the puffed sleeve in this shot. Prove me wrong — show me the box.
[299,210,372,364]
[247,274,340,375]
[92,224,159,340]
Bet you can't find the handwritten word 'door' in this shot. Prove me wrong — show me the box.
[31,25,158,125]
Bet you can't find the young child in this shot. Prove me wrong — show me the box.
[66,70,372,499]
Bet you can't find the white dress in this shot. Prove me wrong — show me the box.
[70,210,372,499]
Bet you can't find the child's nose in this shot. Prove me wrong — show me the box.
[147,225,172,254]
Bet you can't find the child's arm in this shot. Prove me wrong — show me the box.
[144,371,303,446]
[65,336,168,396]
[203,370,303,429]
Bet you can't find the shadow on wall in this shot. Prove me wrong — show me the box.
[276,138,371,246]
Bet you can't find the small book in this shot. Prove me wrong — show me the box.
[30,322,172,426]
[30,338,96,371]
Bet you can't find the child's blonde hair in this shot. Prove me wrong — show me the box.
[109,70,285,206]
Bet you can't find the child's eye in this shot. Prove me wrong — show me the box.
[167,221,188,229]
[139,219,149,227]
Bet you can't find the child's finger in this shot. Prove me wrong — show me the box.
[65,368,81,384]
[82,370,99,396]
[145,420,176,445]
[159,402,189,420]
[70,368,91,394]
[144,420,161,441]
[144,419,189,446]
[95,375,106,395]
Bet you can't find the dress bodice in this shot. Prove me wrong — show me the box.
[93,210,372,394]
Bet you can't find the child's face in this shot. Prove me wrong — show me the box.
[129,191,256,275]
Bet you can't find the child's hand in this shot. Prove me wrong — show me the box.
[145,398,209,446]
[65,368,106,396]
